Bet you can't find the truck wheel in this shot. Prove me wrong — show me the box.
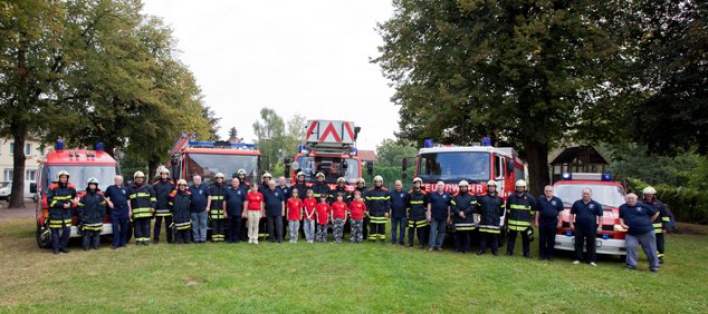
[36,222,51,249]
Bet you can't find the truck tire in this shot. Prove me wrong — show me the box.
[36,221,51,249]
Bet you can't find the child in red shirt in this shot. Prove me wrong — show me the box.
[315,195,331,243]
[245,184,264,244]
[331,194,348,243]
[303,189,318,243]
[286,188,303,243]
[349,191,367,243]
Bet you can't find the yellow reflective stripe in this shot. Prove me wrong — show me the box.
[137,193,150,197]
[150,197,157,202]
[410,200,424,205]
[53,195,73,200]
[211,196,224,200]
[77,202,85,206]
[370,217,387,223]
[510,204,531,210]
[451,200,457,205]
[366,196,390,201]
[508,220,531,226]
[50,201,58,207]
[662,217,670,222]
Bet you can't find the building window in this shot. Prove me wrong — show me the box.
[9,142,14,155]
[25,143,31,155]
[26,169,36,181]
[4,169,13,181]
[39,146,45,156]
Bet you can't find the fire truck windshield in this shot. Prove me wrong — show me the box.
[185,153,259,183]
[554,184,626,208]
[418,152,490,183]
[296,156,359,183]
[46,166,117,192]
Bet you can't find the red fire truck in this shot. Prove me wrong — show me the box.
[33,141,120,248]
[286,120,371,190]
[553,172,628,256]
[167,133,261,184]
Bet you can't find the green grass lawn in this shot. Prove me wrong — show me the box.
[1,218,706,313]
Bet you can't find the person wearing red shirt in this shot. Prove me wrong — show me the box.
[315,195,331,243]
[244,184,265,244]
[331,194,348,243]
[302,189,318,243]
[286,188,304,243]
[349,191,367,243]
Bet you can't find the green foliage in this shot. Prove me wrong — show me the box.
[626,178,708,225]
[253,109,305,175]
[610,145,703,187]
[375,138,417,167]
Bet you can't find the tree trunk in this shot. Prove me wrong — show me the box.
[148,159,159,183]
[523,137,550,198]
[9,125,28,208]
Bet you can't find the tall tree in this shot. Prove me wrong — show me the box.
[284,114,306,157]
[376,138,417,167]
[375,0,622,196]
[253,108,286,173]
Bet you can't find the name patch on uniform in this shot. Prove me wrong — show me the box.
[551,201,556,205]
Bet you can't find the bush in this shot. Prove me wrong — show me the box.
[625,178,708,225]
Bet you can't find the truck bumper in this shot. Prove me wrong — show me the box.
[555,234,627,256]
[69,224,114,238]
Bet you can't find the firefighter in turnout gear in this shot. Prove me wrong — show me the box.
[234,169,251,191]
[170,179,192,244]
[292,171,308,200]
[152,168,175,244]
[209,173,227,242]
[355,178,369,239]
[128,171,156,246]
[642,186,671,264]
[505,180,536,258]
[77,178,107,250]
[477,180,505,256]
[311,172,332,200]
[451,180,477,254]
[47,170,77,254]
[407,177,429,249]
[365,176,390,243]
[329,177,351,205]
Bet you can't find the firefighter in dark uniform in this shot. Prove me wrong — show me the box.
[642,186,671,264]
[77,177,107,250]
[152,168,174,244]
[234,168,251,192]
[292,171,308,200]
[505,180,536,258]
[476,180,505,256]
[128,171,156,246]
[257,172,272,240]
[355,178,369,240]
[47,170,77,254]
[407,177,429,249]
[170,179,192,244]
[310,172,331,200]
[365,175,390,243]
[208,172,227,242]
[451,180,477,254]
[329,177,351,204]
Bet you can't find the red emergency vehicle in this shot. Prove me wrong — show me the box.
[33,141,120,248]
[286,120,371,190]
[553,172,628,255]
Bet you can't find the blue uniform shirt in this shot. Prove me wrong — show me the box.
[189,184,210,213]
[620,203,657,236]
[429,192,451,220]
[105,185,129,217]
[262,188,284,216]
[570,199,603,233]
[536,196,565,222]
[224,186,246,216]
[390,189,408,218]
[277,185,291,199]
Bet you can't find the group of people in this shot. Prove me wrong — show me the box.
[45,168,671,272]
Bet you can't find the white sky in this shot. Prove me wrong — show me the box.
[141,0,398,150]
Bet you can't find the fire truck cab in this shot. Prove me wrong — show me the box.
[168,133,261,185]
[286,120,370,190]
[553,172,628,256]
[33,141,120,248]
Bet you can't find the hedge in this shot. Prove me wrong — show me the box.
[625,178,708,225]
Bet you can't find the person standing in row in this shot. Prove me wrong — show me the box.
[244,184,264,244]
[152,168,174,244]
[505,180,536,258]
[477,180,505,256]
[349,190,366,244]
[389,180,408,246]
[189,176,210,244]
[619,193,660,272]
[366,176,390,243]
[286,188,303,243]
[208,173,227,242]
[641,186,671,264]
[427,181,450,251]
[292,172,308,200]
[47,170,77,254]
[105,176,130,249]
[534,185,564,261]
[302,189,317,243]
[170,179,192,244]
[224,177,245,244]
[570,188,603,266]
[355,178,369,241]
[407,177,429,249]
[128,171,156,246]
[263,180,285,243]
[78,177,108,251]
[311,172,331,200]
[331,194,348,243]
[315,195,331,243]
[451,180,477,254]
[329,177,350,204]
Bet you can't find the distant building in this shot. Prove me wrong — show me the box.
[358,150,376,164]
[0,137,46,183]
[549,145,610,182]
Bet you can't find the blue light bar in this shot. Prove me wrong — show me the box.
[188,141,256,149]
[602,173,612,181]
[56,140,65,151]
[424,138,434,148]
[96,142,104,151]
[298,145,307,153]
[562,173,572,180]
[350,148,358,155]
[482,137,492,146]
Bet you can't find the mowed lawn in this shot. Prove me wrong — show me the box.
[1,218,707,313]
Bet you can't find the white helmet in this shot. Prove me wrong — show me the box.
[643,186,657,195]
[159,168,170,175]
[459,180,469,187]
[516,180,527,187]
[373,175,383,183]
[297,171,306,177]
[262,172,272,178]
[413,177,423,184]
[316,172,325,178]
[215,172,225,179]
[57,170,70,180]
[356,178,366,185]
[336,177,346,184]
[134,171,145,179]
[237,169,247,175]
[86,177,99,186]
[487,180,497,187]
[177,179,188,186]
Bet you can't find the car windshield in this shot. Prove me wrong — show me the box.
[417,152,490,182]
[296,156,359,183]
[47,166,117,192]
[554,184,626,208]
[185,153,259,184]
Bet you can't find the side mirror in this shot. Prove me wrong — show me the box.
[170,156,181,181]
[506,158,515,175]
[29,183,37,194]
[367,162,374,176]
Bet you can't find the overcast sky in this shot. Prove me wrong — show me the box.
[141,0,398,150]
